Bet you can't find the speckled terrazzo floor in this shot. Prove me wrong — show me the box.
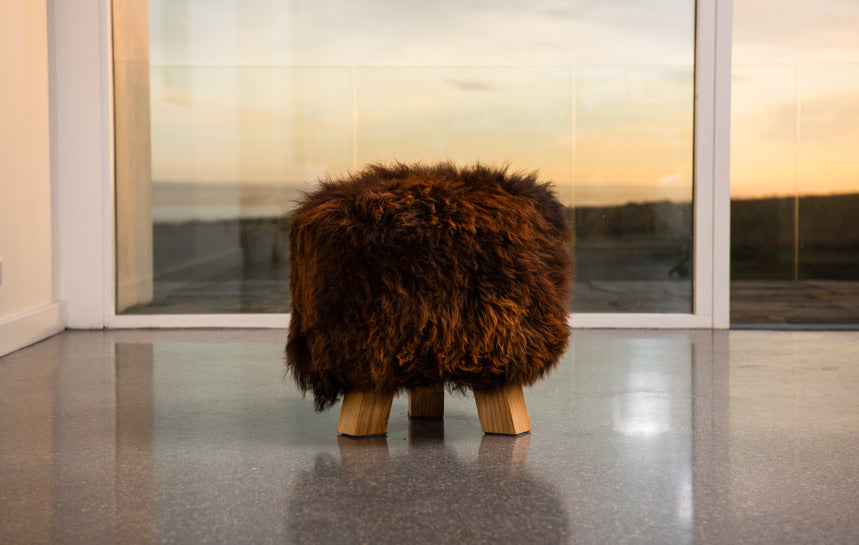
[1,329,857,544]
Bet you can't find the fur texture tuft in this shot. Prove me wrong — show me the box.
[286,162,573,411]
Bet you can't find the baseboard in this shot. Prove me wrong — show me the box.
[0,302,65,358]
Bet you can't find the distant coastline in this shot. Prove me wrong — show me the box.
[731,193,859,280]
[152,182,306,222]
[150,183,859,282]
[153,181,859,226]
[135,192,859,315]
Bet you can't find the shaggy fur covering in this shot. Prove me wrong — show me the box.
[286,162,573,411]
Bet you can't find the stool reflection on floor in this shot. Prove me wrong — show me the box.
[286,162,573,436]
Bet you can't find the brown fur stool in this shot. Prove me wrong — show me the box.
[286,162,572,436]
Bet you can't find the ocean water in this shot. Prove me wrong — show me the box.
[152,182,311,222]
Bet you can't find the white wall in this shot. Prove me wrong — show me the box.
[0,0,64,357]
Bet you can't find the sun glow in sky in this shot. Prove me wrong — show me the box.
[144,0,695,208]
[137,0,859,210]
[731,0,859,199]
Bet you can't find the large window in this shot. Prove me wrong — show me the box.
[113,1,697,316]
[731,0,859,325]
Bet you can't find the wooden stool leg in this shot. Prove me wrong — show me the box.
[473,384,531,435]
[337,391,394,437]
[408,385,444,418]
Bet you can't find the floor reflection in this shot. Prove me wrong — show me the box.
[287,422,569,544]
[0,329,857,544]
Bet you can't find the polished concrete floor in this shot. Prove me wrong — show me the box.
[0,329,857,544]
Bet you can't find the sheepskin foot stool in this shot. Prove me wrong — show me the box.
[287,162,572,436]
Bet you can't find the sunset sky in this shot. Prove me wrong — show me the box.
[731,0,859,199]
[138,0,859,211]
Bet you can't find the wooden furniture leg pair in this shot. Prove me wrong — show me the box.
[336,383,531,437]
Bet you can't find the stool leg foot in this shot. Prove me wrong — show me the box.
[337,391,394,437]
[473,384,531,435]
[408,385,445,418]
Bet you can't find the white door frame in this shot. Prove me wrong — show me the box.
[53,0,732,330]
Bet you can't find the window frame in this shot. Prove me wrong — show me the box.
[53,0,731,329]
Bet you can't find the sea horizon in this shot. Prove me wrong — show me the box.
[150,180,858,224]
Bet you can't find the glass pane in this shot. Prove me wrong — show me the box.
[731,1,859,325]
[573,65,694,313]
[113,0,696,315]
